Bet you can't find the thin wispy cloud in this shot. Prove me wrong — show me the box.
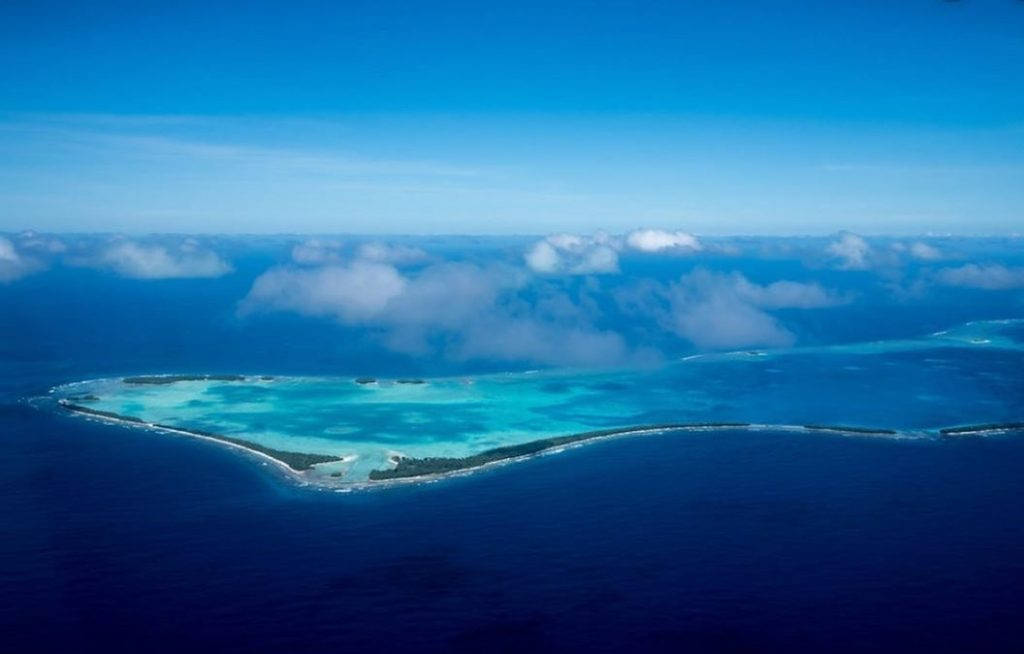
[0,116,483,180]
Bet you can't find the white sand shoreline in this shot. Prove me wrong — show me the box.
[50,397,952,491]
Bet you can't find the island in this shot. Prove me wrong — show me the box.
[56,384,1024,485]
[802,424,897,435]
[939,422,1024,436]
[124,375,247,385]
[368,422,752,480]
[43,350,1024,488]
[59,400,343,471]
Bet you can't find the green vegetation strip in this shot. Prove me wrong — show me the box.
[59,398,1024,480]
[368,423,751,480]
[60,402,342,471]
[61,403,145,423]
[149,424,343,471]
[123,375,247,385]
[939,422,1024,435]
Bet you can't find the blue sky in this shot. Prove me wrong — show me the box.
[1,0,1022,234]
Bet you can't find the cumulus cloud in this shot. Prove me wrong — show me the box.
[670,291,795,349]
[935,263,1024,290]
[91,240,232,279]
[908,241,942,261]
[524,233,619,275]
[524,228,708,274]
[241,260,407,321]
[615,269,845,350]
[0,237,16,262]
[524,240,560,273]
[625,229,702,253]
[0,232,69,282]
[0,236,45,282]
[826,232,871,269]
[243,235,851,363]
[291,239,343,264]
[241,256,632,366]
[16,231,67,254]
[665,270,843,349]
[730,275,846,309]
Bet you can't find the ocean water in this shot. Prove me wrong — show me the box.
[3,245,1024,652]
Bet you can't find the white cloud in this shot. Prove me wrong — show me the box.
[241,258,633,366]
[524,229,706,275]
[936,263,1024,290]
[524,240,560,273]
[625,229,702,253]
[615,268,845,350]
[731,275,845,309]
[0,236,44,282]
[669,291,795,349]
[241,260,407,322]
[16,231,67,254]
[665,270,843,349]
[93,240,232,279]
[826,232,871,269]
[242,244,851,362]
[291,239,343,265]
[908,241,942,261]
[524,233,619,275]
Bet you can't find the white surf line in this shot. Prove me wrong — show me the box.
[55,397,1009,491]
[361,422,926,488]
[55,400,331,481]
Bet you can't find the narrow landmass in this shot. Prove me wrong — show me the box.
[124,375,247,385]
[59,401,342,471]
[53,387,1022,485]
[803,424,897,435]
[148,423,343,471]
[368,422,752,480]
[939,422,1024,435]
[61,402,146,423]
[396,379,426,384]
[355,377,377,384]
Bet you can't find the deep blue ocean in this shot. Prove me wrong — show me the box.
[3,240,1024,652]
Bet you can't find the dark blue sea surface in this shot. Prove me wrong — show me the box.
[3,248,1024,652]
[5,404,1024,652]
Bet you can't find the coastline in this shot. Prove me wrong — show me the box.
[56,400,343,481]
[52,396,1011,490]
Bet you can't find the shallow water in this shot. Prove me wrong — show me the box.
[51,319,1024,482]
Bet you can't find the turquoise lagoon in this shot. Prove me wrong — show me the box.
[52,320,1024,485]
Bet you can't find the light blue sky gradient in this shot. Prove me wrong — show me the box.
[1,0,1022,234]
